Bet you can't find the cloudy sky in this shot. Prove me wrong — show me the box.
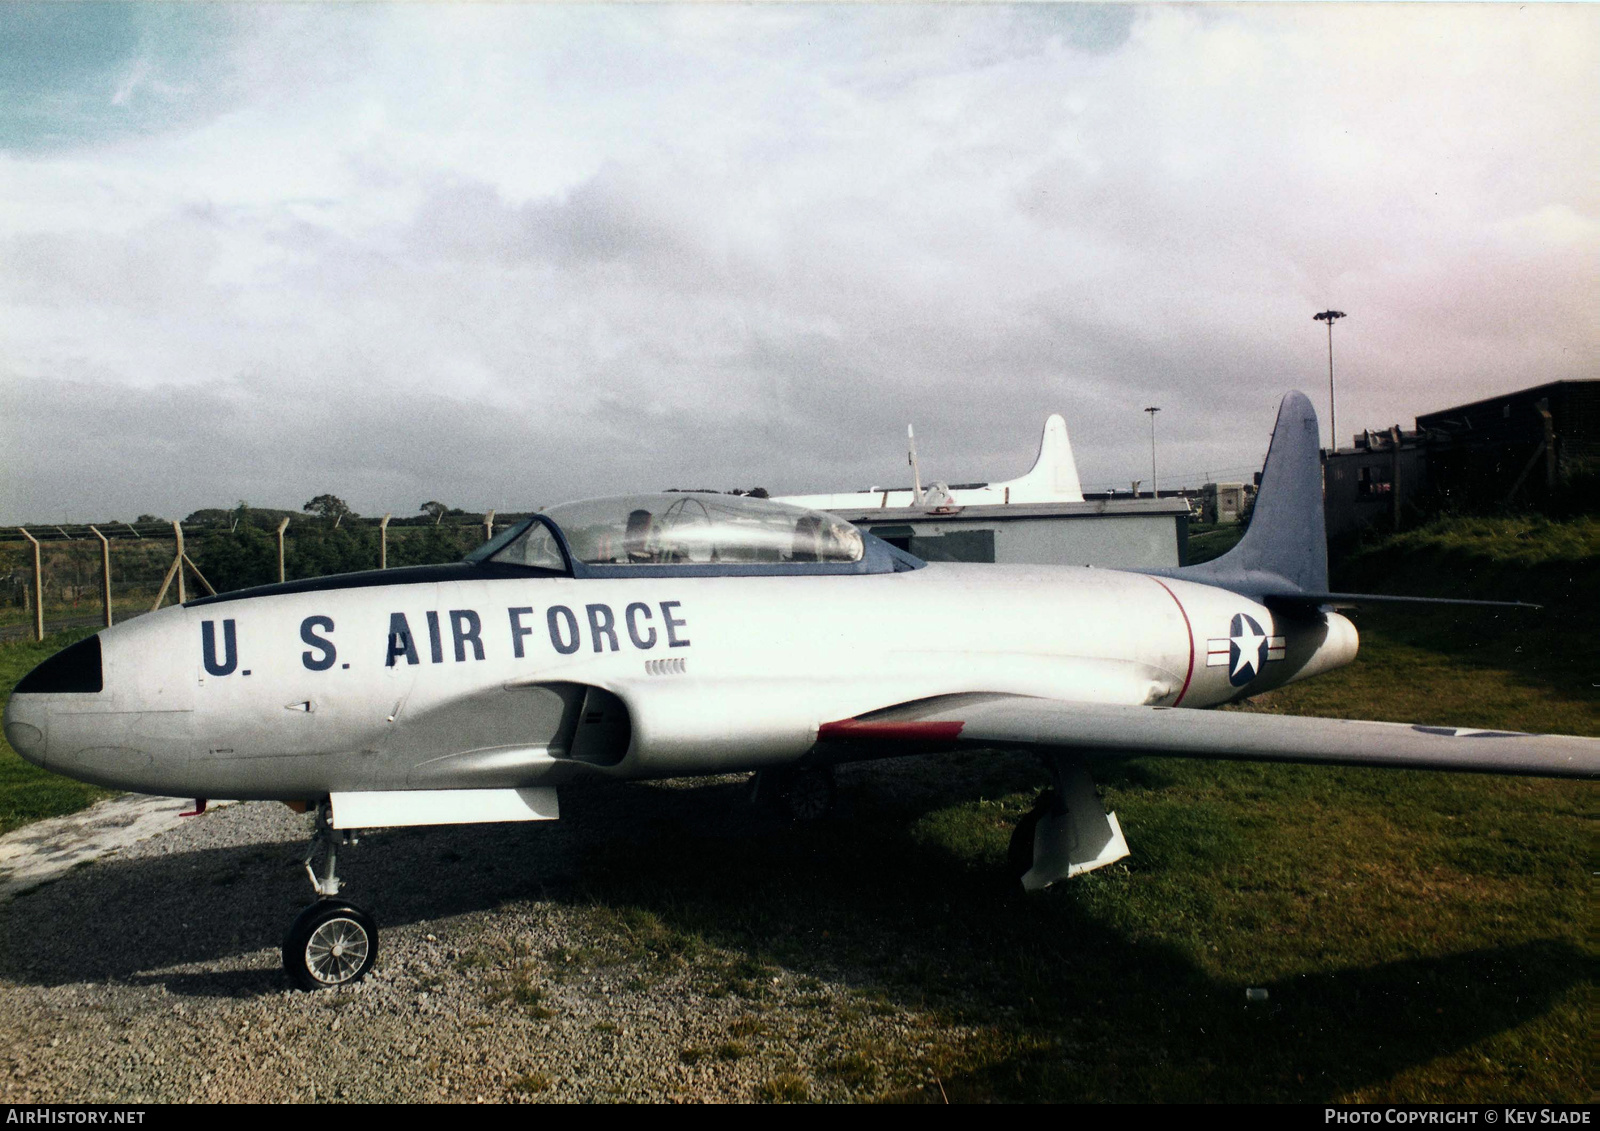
[1,2,1595,524]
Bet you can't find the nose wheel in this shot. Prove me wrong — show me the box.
[284,900,377,990]
[284,800,378,990]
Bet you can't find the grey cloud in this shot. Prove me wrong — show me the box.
[1,4,1594,523]
[1,221,225,314]
[411,167,705,277]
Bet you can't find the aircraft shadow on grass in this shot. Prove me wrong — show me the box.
[2,756,1588,1102]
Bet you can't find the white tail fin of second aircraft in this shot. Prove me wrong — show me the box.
[776,411,1086,510]
[991,414,1084,504]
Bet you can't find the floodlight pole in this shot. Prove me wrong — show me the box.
[1143,406,1161,497]
[1314,310,1346,451]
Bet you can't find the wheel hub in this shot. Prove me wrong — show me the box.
[305,917,370,984]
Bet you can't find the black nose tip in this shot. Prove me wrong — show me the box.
[15,635,103,694]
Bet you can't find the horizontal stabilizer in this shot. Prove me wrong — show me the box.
[823,694,1600,779]
[1267,592,1541,611]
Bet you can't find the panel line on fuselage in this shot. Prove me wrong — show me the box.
[1147,576,1195,707]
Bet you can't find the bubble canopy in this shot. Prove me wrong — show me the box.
[467,493,922,578]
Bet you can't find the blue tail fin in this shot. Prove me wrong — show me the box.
[1173,391,1536,610]
[1179,391,1328,599]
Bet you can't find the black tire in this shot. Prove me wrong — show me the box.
[1007,790,1054,882]
[283,900,377,991]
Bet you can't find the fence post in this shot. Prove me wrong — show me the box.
[150,522,214,609]
[277,517,290,583]
[172,521,186,604]
[484,509,495,542]
[90,526,113,627]
[150,546,180,611]
[1539,399,1556,490]
[18,528,43,642]
[380,513,391,570]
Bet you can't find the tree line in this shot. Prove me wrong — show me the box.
[169,494,496,592]
[194,521,484,594]
[178,496,482,531]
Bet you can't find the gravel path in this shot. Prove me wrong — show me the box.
[0,775,977,1103]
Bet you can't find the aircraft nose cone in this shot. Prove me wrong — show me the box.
[4,633,106,772]
[6,633,109,774]
[3,696,48,768]
[10,623,199,794]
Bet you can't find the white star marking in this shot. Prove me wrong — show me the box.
[1231,620,1267,680]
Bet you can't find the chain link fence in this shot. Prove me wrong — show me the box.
[0,514,520,642]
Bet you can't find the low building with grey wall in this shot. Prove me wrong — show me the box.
[1201,482,1247,524]
[824,498,1193,569]
[1323,428,1429,541]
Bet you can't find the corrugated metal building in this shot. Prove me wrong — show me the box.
[1324,379,1598,539]
[1416,380,1599,508]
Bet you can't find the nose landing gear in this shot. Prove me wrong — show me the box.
[284,800,377,991]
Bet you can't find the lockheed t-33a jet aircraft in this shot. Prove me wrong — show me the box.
[7,393,1597,990]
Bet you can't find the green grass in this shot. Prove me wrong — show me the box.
[0,628,114,835]
[0,599,152,634]
[1345,514,1600,571]
[1185,521,1246,564]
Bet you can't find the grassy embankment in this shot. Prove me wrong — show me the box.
[0,516,1592,1100]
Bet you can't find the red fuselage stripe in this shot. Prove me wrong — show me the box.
[816,719,966,742]
[1150,577,1195,707]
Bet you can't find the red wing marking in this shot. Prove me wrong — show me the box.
[1149,578,1195,707]
[817,719,966,742]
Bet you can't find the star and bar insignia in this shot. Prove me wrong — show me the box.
[1206,613,1285,687]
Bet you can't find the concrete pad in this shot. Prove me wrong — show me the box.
[0,794,230,901]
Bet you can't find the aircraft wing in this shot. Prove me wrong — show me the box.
[819,694,1600,779]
